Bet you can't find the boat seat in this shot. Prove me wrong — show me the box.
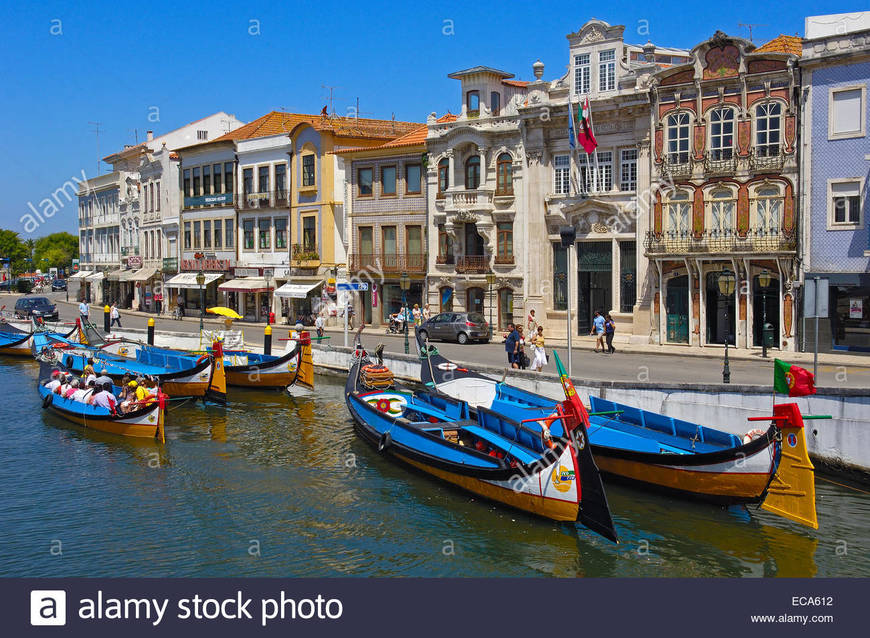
[488,399,566,438]
[461,425,539,465]
[589,415,725,453]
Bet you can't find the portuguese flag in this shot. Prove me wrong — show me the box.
[576,97,598,154]
[773,359,816,397]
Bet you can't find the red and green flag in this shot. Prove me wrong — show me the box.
[774,359,816,397]
[576,97,598,154]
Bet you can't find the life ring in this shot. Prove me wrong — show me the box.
[378,431,392,452]
[42,393,53,409]
[742,429,766,445]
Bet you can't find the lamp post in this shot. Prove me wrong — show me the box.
[400,271,410,355]
[196,270,206,334]
[718,269,736,384]
[263,269,272,324]
[485,271,496,339]
[559,226,577,377]
[758,269,771,358]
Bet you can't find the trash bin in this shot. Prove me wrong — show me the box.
[763,322,776,348]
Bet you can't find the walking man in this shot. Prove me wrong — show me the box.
[78,299,89,325]
[604,313,616,354]
[590,310,606,352]
[504,323,520,369]
[110,303,122,328]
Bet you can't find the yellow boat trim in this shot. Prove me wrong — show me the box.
[52,409,162,439]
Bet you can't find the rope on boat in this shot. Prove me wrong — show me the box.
[360,364,394,390]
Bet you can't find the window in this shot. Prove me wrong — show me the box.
[599,49,616,91]
[554,154,570,195]
[193,220,201,249]
[155,182,160,212]
[829,180,863,228]
[466,90,480,113]
[619,241,637,313]
[496,153,512,195]
[203,220,212,249]
[243,219,255,250]
[755,102,781,157]
[382,226,397,256]
[203,165,211,195]
[213,164,222,193]
[667,112,690,164]
[496,222,513,262]
[381,165,397,196]
[753,186,783,235]
[708,189,735,236]
[214,220,222,249]
[224,163,234,193]
[665,191,691,235]
[184,222,191,249]
[465,156,480,189]
[620,149,637,191]
[258,218,271,249]
[258,166,269,193]
[302,155,315,186]
[224,219,234,248]
[553,245,568,310]
[359,226,373,256]
[596,151,613,191]
[192,167,200,196]
[437,224,453,262]
[498,289,513,330]
[406,226,422,255]
[405,163,421,194]
[830,86,866,139]
[710,108,735,160]
[438,158,449,195]
[491,92,501,116]
[243,168,253,196]
[358,167,373,196]
[197,130,208,140]
[574,53,590,95]
[275,164,286,197]
[302,216,316,250]
[439,287,454,312]
[275,218,287,249]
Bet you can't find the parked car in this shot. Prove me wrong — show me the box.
[51,279,67,291]
[14,296,59,322]
[416,311,490,345]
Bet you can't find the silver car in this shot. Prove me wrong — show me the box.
[417,312,490,345]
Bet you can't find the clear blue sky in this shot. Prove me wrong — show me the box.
[0,0,861,237]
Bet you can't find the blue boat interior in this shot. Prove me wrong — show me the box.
[38,379,125,417]
[134,347,200,371]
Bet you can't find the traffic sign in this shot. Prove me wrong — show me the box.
[336,282,368,291]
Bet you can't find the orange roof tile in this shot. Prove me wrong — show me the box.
[756,35,802,57]
[334,124,428,155]
[436,113,457,123]
[212,111,421,143]
[502,80,529,88]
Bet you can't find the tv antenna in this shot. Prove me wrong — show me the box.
[738,23,768,43]
[321,85,341,117]
[88,121,102,176]
[353,97,374,120]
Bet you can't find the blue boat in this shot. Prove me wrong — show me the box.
[345,346,618,542]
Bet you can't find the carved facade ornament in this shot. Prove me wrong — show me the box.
[453,210,479,223]
[582,27,605,43]
[495,277,519,290]
[591,222,609,233]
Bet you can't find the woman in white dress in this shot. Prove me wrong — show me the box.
[531,326,547,372]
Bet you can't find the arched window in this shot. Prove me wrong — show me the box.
[439,287,453,312]
[755,102,782,157]
[466,287,485,315]
[753,186,783,235]
[666,112,690,164]
[437,158,449,196]
[465,156,480,190]
[707,189,735,236]
[498,288,513,330]
[496,153,512,195]
[665,190,691,236]
[466,91,480,113]
[710,107,735,160]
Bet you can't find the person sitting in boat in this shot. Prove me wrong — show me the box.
[63,378,81,399]
[44,370,62,392]
[119,380,140,413]
[82,364,97,387]
[88,381,117,412]
[72,380,94,403]
[56,373,73,396]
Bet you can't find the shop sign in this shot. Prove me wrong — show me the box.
[181,258,234,272]
[234,267,260,277]
[128,256,143,268]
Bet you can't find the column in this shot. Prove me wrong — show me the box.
[478,148,487,188]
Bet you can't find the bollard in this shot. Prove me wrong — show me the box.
[147,318,155,345]
[264,324,272,355]
[103,305,110,333]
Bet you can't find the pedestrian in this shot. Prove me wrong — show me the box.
[504,323,520,369]
[154,291,163,315]
[110,303,122,328]
[78,299,89,324]
[412,303,421,326]
[516,325,528,370]
[314,313,325,339]
[590,310,606,353]
[604,313,616,354]
[176,294,185,318]
[527,308,538,335]
[531,325,547,372]
[422,303,431,322]
[345,301,354,330]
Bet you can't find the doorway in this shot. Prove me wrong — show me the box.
[705,272,735,345]
[464,223,484,257]
[752,274,779,348]
[577,241,612,334]
[666,275,689,344]
[467,287,485,315]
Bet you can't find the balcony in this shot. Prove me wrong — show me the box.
[704,152,737,176]
[644,228,797,256]
[120,247,140,257]
[435,254,455,265]
[441,189,494,214]
[238,190,289,210]
[291,244,320,268]
[455,255,488,274]
[493,254,515,266]
[750,147,785,173]
[661,155,693,180]
[350,253,427,274]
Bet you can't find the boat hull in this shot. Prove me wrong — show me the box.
[38,385,164,440]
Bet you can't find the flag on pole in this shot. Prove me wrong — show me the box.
[577,97,598,154]
[773,359,817,397]
[567,99,576,150]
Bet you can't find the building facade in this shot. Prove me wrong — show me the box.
[800,13,870,353]
[645,31,801,352]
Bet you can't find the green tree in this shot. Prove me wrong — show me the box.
[0,229,28,274]
[33,232,79,270]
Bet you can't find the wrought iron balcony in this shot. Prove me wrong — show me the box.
[238,190,289,210]
[644,228,797,255]
[435,254,454,265]
[704,151,737,176]
[350,253,427,274]
[750,147,785,172]
[493,254,515,265]
[661,155,693,180]
[455,255,488,273]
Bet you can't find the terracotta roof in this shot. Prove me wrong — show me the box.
[212,111,420,142]
[436,113,457,123]
[502,80,529,88]
[756,35,802,56]
[334,124,428,155]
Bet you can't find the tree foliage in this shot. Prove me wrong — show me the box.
[0,229,78,274]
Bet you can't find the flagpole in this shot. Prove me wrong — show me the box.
[587,96,600,192]
[567,97,578,196]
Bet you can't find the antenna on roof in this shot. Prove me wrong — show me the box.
[738,23,768,43]
[129,128,138,145]
[88,121,102,176]
[353,97,374,120]
[321,84,341,117]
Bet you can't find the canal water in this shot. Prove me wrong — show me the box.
[1,357,867,578]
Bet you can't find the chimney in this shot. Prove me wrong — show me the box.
[146,130,154,142]
[533,59,545,80]
[643,41,656,63]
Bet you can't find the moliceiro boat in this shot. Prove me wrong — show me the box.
[0,321,78,356]
[418,340,818,529]
[345,346,618,542]
[223,332,314,390]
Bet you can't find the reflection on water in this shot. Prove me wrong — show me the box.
[0,357,866,577]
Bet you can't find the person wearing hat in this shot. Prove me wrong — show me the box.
[119,379,139,413]
[44,370,62,392]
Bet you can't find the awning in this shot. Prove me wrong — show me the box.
[86,272,105,281]
[129,267,159,282]
[119,270,139,282]
[68,271,91,280]
[105,269,125,282]
[275,281,322,299]
[165,272,222,289]
[218,277,273,293]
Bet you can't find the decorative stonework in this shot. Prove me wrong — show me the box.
[703,45,739,80]
[591,222,609,233]
[737,120,751,156]
[692,188,704,237]
[654,129,663,164]
[748,59,786,74]
[660,69,694,86]
[784,115,796,153]
[693,125,705,160]
[582,27,605,43]
[737,183,750,237]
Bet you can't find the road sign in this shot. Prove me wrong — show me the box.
[803,278,829,318]
[337,282,368,291]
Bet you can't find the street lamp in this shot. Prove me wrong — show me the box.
[196,270,206,333]
[758,269,771,358]
[263,269,272,324]
[485,271,496,339]
[559,226,577,377]
[718,269,736,384]
[400,271,410,355]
